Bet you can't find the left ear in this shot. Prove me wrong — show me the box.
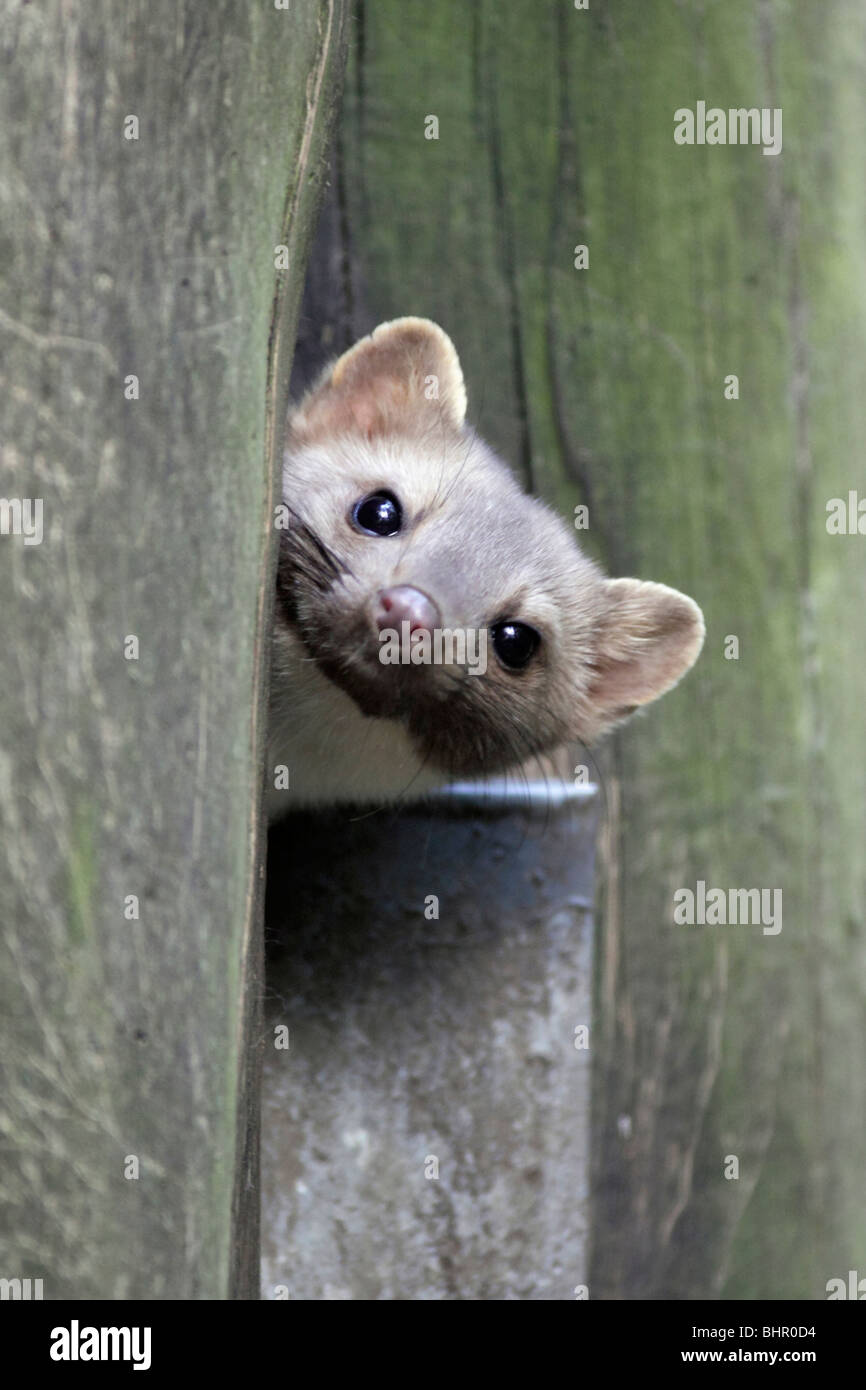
[584,578,705,738]
[288,316,467,443]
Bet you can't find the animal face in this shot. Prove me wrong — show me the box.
[276,318,704,781]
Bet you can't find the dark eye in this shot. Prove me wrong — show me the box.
[352,491,402,537]
[491,621,540,670]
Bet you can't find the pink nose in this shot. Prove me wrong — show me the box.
[375,585,441,635]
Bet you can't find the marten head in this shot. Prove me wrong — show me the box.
[277,317,704,780]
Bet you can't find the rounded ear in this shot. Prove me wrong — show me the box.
[289,317,467,442]
[584,578,705,738]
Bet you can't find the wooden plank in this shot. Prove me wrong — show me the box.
[334,0,866,1298]
[0,0,348,1299]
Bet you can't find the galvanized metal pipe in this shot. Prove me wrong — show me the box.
[263,781,598,1300]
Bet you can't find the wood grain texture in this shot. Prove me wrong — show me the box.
[332,0,866,1299]
[0,0,347,1299]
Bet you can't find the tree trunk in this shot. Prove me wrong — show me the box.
[0,0,348,1299]
[328,0,866,1299]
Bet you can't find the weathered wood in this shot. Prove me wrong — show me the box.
[0,0,347,1299]
[330,0,866,1298]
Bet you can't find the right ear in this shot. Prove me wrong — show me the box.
[582,577,705,739]
[289,317,467,443]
